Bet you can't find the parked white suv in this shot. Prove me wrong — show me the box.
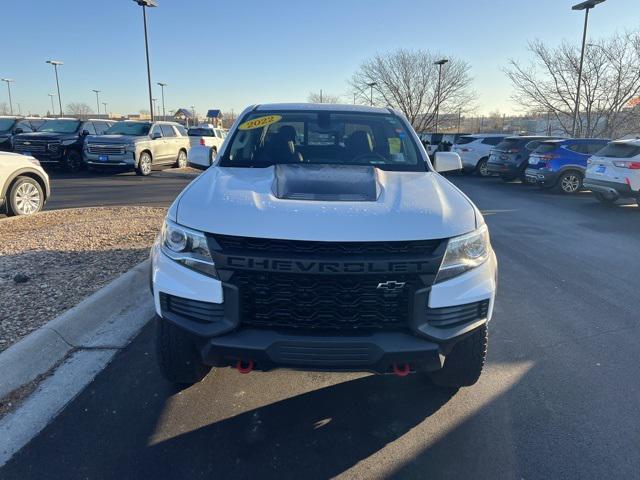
[187,125,227,166]
[0,152,50,215]
[151,103,498,389]
[584,139,640,206]
[452,134,508,176]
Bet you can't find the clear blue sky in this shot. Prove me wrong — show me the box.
[2,0,638,117]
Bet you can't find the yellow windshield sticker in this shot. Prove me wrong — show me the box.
[388,137,402,154]
[238,115,282,130]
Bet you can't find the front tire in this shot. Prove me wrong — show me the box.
[555,171,582,194]
[475,158,490,177]
[593,191,618,205]
[175,149,187,169]
[429,325,487,388]
[7,176,44,216]
[64,150,82,173]
[156,316,212,386]
[136,151,152,176]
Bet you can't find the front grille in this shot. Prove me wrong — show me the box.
[14,140,47,153]
[235,272,417,331]
[212,234,441,256]
[160,293,224,324]
[87,144,126,155]
[425,300,490,328]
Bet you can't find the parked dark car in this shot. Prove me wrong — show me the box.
[487,136,564,181]
[0,117,46,152]
[12,118,114,172]
[524,138,610,194]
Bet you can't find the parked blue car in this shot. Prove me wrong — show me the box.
[525,138,610,194]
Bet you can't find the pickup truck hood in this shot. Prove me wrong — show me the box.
[175,166,477,241]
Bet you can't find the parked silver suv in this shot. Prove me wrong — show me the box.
[83,121,190,175]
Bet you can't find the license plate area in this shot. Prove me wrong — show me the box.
[98,155,109,161]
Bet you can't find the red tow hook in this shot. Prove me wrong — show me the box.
[393,363,411,377]
[236,359,254,374]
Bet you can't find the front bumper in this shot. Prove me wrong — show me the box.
[583,178,636,197]
[84,151,136,168]
[150,240,497,372]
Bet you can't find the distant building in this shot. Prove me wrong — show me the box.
[206,109,223,128]
[173,108,196,126]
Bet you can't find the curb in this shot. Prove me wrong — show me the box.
[0,259,155,400]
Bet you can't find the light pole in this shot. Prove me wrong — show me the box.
[92,89,101,117]
[571,0,605,137]
[366,82,377,106]
[102,102,108,118]
[157,82,167,120]
[434,59,449,134]
[46,60,63,117]
[133,0,158,121]
[153,98,158,116]
[48,93,55,116]
[1,78,14,115]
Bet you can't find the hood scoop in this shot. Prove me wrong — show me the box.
[273,164,379,201]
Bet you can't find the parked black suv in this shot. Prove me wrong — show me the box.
[12,118,114,172]
[487,135,563,181]
[0,117,46,152]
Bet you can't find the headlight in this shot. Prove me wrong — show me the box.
[160,219,217,277]
[436,224,490,283]
[125,143,136,152]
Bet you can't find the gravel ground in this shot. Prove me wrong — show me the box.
[0,207,166,353]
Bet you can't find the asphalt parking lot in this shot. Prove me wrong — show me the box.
[2,175,639,479]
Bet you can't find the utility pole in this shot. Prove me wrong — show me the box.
[92,89,101,116]
[571,0,605,137]
[157,82,167,120]
[457,108,462,133]
[48,93,55,116]
[320,89,323,103]
[1,79,14,115]
[46,60,63,117]
[133,0,158,121]
[433,59,448,134]
[366,82,377,106]
[102,102,108,118]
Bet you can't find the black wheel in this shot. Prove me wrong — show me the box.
[63,150,82,173]
[136,151,152,176]
[500,174,516,182]
[429,325,487,388]
[593,192,618,205]
[555,170,582,194]
[209,147,218,165]
[475,158,489,177]
[175,149,187,168]
[156,316,212,385]
[7,176,44,216]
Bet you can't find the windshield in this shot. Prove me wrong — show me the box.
[0,118,17,133]
[220,111,424,171]
[454,136,475,145]
[595,142,640,159]
[533,142,560,154]
[495,138,522,150]
[188,128,214,137]
[105,122,151,136]
[39,119,80,134]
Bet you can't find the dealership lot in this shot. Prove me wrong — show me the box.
[2,175,638,479]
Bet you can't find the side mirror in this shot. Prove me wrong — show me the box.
[14,128,24,135]
[151,131,162,140]
[81,130,90,136]
[433,152,462,173]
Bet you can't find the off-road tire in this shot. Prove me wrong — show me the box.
[429,325,488,388]
[156,316,212,385]
[64,150,83,173]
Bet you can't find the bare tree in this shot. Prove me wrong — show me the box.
[505,31,640,138]
[65,102,92,119]
[349,49,475,132]
[307,92,341,104]
[222,110,237,128]
[0,102,8,115]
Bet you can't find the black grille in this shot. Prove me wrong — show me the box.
[235,272,417,331]
[14,140,47,153]
[425,300,490,328]
[160,293,224,324]
[212,234,441,257]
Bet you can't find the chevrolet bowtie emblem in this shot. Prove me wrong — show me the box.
[376,281,406,292]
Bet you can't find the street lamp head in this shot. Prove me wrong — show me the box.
[434,59,449,66]
[1,78,14,83]
[46,60,63,66]
[572,0,605,10]
[133,0,158,6]
[366,82,378,87]
[92,89,101,94]
[48,93,55,97]
[157,82,167,87]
